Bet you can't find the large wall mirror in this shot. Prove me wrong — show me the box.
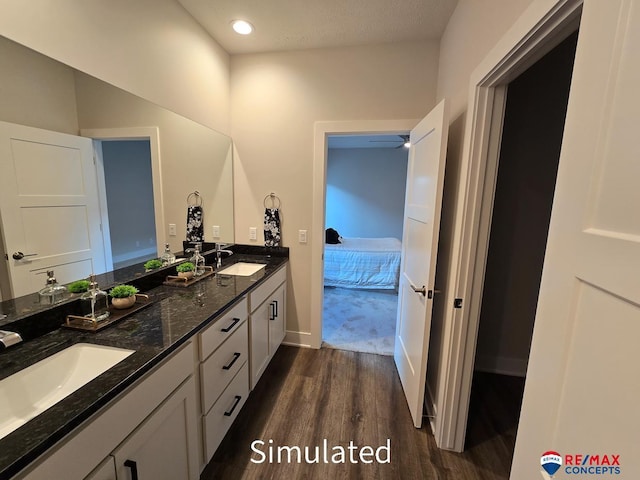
[0,35,234,300]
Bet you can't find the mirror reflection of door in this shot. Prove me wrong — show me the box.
[98,139,158,270]
[0,121,107,299]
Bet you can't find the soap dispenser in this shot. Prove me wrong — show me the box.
[161,243,176,266]
[80,274,110,322]
[38,270,68,304]
[192,243,206,277]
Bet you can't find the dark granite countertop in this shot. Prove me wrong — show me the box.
[0,246,288,480]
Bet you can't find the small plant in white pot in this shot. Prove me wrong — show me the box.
[109,284,139,309]
[176,262,195,279]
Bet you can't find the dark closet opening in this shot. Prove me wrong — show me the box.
[464,31,579,460]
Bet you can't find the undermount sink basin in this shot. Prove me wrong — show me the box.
[0,343,134,440]
[217,262,266,276]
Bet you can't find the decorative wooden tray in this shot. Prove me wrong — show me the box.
[163,266,214,287]
[63,294,153,332]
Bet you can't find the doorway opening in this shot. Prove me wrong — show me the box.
[99,139,157,269]
[82,126,165,273]
[322,134,409,355]
[463,31,579,460]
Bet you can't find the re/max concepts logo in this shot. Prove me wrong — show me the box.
[541,451,622,477]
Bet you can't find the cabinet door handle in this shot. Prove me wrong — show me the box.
[224,395,242,416]
[124,459,139,480]
[273,300,278,318]
[222,352,241,370]
[269,302,275,321]
[221,317,240,333]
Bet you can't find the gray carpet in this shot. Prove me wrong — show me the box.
[322,287,398,356]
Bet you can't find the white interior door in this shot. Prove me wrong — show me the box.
[0,121,107,298]
[512,0,640,477]
[394,99,448,428]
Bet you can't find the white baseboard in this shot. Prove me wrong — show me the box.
[474,354,528,377]
[283,330,313,348]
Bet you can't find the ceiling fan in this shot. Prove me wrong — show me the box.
[368,134,411,149]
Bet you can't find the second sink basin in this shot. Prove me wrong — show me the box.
[217,262,266,276]
[0,343,134,440]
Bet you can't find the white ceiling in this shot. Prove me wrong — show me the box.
[177,0,459,55]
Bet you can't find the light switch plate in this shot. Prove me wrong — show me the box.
[169,224,177,236]
[212,225,220,238]
[249,227,257,241]
[299,229,308,243]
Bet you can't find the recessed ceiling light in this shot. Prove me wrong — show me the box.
[232,20,254,35]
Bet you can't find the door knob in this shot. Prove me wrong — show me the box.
[411,284,427,296]
[12,252,38,260]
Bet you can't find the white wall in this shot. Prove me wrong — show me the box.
[0,36,78,134]
[230,40,439,337]
[326,147,407,240]
[0,0,230,134]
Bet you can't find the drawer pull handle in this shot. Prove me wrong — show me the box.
[273,300,278,318]
[124,459,139,480]
[222,352,241,370]
[221,317,240,332]
[224,395,242,416]
[269,302,276,320]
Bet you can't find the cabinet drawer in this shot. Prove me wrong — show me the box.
[249,265,286,313]
[203,363,249,461]
[200,320,248,414]
[199,297,247,360]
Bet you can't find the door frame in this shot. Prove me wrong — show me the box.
[435,0,583,451]
[80,127,165,265]
[308,119,419,349]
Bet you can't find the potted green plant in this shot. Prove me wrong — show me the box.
[144,259,163,271]
[109,284,139,309]
[176,262,195,280]
[67,279,91,293]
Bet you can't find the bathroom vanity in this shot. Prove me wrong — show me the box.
[0,246,288,480]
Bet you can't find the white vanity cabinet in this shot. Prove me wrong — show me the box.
[198,298,250,463]
[17,342,199,480]
[11,260,289,479]
[112,376,198,480]
[249,265,286,389]
[84,457,116,480]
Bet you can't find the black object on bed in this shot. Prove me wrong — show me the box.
[325,228,341,244]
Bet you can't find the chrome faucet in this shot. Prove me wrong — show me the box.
[216,243,234,269]
[0,330,23,350]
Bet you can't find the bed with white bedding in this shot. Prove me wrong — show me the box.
[323,237,402,289]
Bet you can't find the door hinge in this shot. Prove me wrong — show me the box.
[3,253,7,261]
[454,298,463,309]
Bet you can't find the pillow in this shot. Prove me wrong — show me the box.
[325,228,341,244]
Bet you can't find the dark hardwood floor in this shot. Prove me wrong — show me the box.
[202,346,524,480]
